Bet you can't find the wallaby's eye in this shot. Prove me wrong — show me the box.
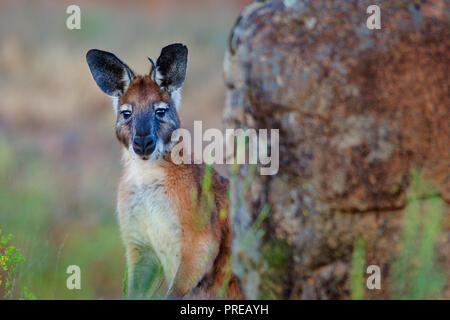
[120,110,132,120]
[155,108,167,118]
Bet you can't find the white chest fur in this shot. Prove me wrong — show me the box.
[119,156,181,292]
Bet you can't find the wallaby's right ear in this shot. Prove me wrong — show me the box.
[86,49,134,97]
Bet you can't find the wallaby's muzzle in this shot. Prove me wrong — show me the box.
[133,134,156,159]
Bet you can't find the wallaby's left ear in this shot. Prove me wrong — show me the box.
[155,43,188,93]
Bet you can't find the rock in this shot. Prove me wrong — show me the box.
[224,0,449,299]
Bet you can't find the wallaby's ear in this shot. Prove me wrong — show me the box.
[86,49,135,98]
[155,44,188,93]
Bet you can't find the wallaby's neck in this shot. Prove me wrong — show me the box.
[121,150,168,186]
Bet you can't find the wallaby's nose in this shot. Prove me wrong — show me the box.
[133,135,156,158]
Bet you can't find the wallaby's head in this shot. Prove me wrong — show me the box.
[86,44,187,160]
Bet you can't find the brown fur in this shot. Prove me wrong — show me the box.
[161,157,242,299]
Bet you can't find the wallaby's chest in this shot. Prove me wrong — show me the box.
[118,172,182,290]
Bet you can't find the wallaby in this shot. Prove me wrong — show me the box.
[86,44,241,299]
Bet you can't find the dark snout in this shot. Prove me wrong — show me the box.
[133,134,156,159]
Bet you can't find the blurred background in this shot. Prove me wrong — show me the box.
[0,0,251,299]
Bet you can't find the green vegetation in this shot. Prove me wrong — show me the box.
[391,170,445,299]
[0,230,35,299]
[260,239,290,299]
[350,238,365,300]
[122,262,128,298]
[191,163,215,230]
[0,230,25,298]
[350,170,445,300]
[227,163,274,299]
[0,135,124,299]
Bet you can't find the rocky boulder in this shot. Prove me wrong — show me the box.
[224,0,449,299]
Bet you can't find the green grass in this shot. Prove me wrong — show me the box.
[0,136,124,299]
[350,169,446,300]
[391,170,445,299]
[350,238,366,300]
